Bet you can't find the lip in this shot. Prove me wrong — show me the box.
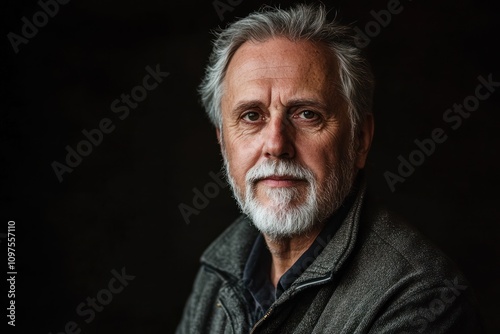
[257,175,305,187]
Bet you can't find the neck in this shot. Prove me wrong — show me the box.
[263,224,324,287]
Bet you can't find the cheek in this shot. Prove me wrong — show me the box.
[296,131,349,180]
[303,148,337,182]
[224,132,261,186]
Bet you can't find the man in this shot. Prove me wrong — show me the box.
[177,4,482,333]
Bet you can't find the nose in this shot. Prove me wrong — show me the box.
[262,116,295,159]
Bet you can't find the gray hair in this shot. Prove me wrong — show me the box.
[199,4,374,136]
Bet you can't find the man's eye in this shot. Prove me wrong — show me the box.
[298,110,317,119]
[242,112,260,122]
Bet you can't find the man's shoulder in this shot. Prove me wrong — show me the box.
[358,199,464,285]
[330,199,483,333]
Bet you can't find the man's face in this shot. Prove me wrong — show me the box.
[219,38,364,238]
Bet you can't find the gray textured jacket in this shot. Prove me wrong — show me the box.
[177,186,482,333]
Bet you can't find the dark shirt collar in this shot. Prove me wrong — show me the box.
[242,234,274,320]
[243,192,355,320]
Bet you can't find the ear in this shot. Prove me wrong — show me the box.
[355,113,374,169]
[216,127,221,145]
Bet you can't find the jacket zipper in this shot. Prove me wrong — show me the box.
[250,307,274,334]
[248,275,332,333]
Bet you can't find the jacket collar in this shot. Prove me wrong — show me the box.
[200,179,366,288]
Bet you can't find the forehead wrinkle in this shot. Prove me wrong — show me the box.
[228,65,301,84]
[231,78,330,113]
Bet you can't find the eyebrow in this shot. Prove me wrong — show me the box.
[285,98,328,110]
[232,100,265,115]
[231,98,328,115]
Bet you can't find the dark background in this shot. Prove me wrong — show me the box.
[2,0,499,333]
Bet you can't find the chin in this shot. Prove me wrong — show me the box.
[245,198,321,240]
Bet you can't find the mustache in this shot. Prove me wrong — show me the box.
[246,160,315,183]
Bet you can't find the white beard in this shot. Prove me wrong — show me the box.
[222,143,357,240]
